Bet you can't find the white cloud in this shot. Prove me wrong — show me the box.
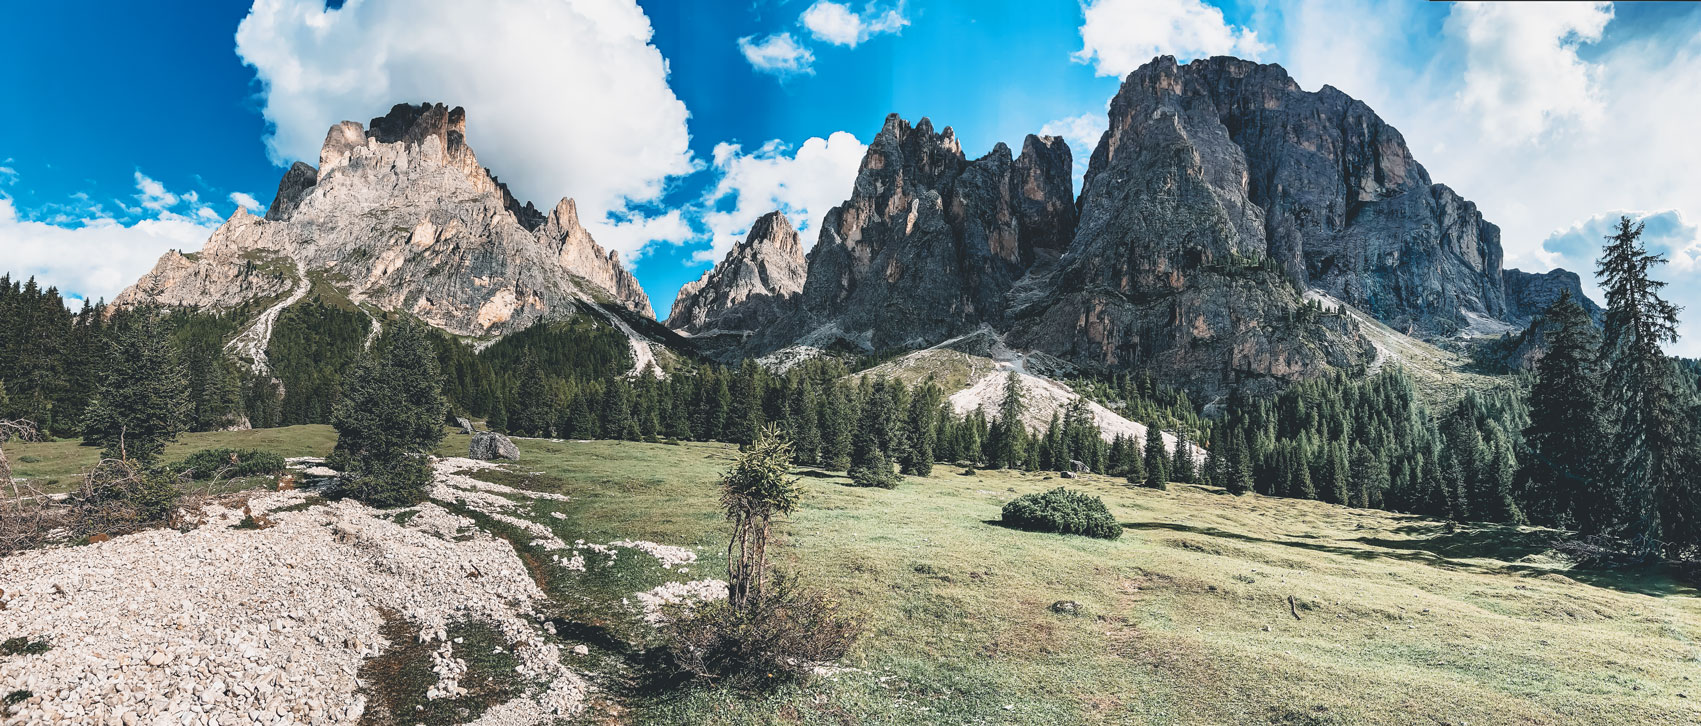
[1039,113,1107,192]
[1446,2,1613,142]
[593,209,695,269]
[133,172,179,211]
[698,131,867,262]
[799,1,908,48]
[0,166,17,186]
[738,33,816,76]
[235,0,694,261]
[1073,0,1269,77]
[229,191,263,213]
[0,194,217,305]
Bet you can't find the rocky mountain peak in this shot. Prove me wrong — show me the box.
[753,111,1076,353]
[666,210,807,335]
[118,100,653,339]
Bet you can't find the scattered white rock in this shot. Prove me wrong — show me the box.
[0,459,587,724]
[633,580,729,625]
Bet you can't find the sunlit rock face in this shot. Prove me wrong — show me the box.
[117,102,651,338]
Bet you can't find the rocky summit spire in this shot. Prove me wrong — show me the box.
[667,210,808,335]
[768,113,1076,353]
[117,102,652,339]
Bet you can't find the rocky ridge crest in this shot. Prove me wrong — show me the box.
[116,103,652,338]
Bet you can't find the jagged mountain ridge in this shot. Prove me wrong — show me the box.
[666,210,807,336]
[116,103,653,344]
[669,55,1596,398]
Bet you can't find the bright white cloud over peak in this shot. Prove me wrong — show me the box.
[1073,0,1269,77]
[799,1,909,48]
[738,33,816,76]
[229,192,263,213]
[1447,2,1613,143]
[235,0,695,261]
[698,132,867,263]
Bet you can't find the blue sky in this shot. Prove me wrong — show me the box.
[6,1,1701,351]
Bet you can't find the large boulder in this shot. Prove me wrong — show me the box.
[469,431,520,461]
[455,417,475,435]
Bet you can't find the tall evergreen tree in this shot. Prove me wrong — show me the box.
[1142,424,1169,489]
[329,322,448,507]
[1170,429,1196,485]
[1521,292,1608,528]
[1596,216,1693,555]
[81,313,190,464]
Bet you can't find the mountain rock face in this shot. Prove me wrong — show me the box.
[1118,57,1506,334]
[117,103,652,336]
[666,211,807,334]
[1007,57,1369,395]
[750,114,1076,351]
[1503,268,1604,326]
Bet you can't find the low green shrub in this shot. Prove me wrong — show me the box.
[660,573,862,689]
[172,448,286,480]
[848,462,902,489]
[1001,487,1122,539]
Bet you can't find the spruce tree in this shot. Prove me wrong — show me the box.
[330,322,447,507]
[1142,425,1169,489]
[990,371,1026,469]
[1521,291,1607,527]
[787,376,822,465]
[1596,216,1693,555]
[1320,441,1349,505]
[1170,429,1195,485]
[1226,430,1254,495]
[81,312,190,464]
[1348,443,1386,509]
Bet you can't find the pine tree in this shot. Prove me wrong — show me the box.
[81,312,190,464]
[1226,429,1253,495]
[821,384,855,471]
[1170,429,1195,485]
[900,385,938,476]
[1521,291,1607,527]
[787,376,822,465]
[1596,216,1693,555]
[1348,443,1386,509]
[1142,425,1169,489]
[1320,441,1349,504]
[989,371,1026,469]
[330,322,447,507]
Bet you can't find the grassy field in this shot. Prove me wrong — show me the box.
[9,427,1701,724]
[6,425,340,492]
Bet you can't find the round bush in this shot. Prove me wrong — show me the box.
[173,448,287,481]
[1000,487,1122,539]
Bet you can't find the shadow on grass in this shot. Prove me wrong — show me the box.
[1121,521,1697,598]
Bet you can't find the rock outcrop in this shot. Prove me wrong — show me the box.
[1104,57,1507,335]
[116,102,653,337]
[469,431,520,461]
[1503,268,1603,326]
[756,114,1076,352]
[1008,57,1369,395]
[666,211,807,335]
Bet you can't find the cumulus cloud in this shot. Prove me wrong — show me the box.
[1446,2,1613,142]
[0,176,219,304]
[234,0,694,261]
[799,1,908,48]
[697,132,867,263]
[133,172,179,211]
[1073,0,1269,77]
[738,33,816,76]
[229,191,263,213]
